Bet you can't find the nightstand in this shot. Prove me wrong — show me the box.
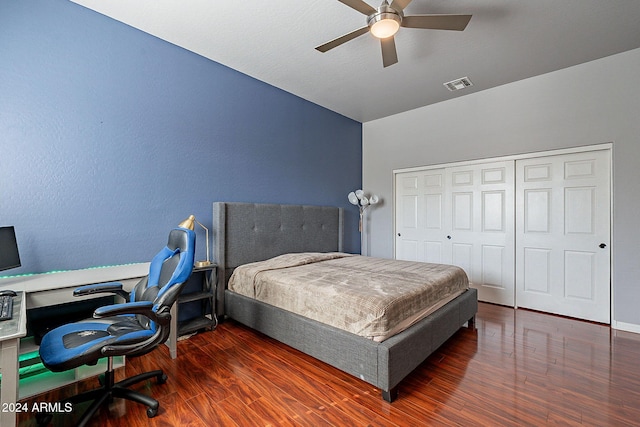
[167,264,217,358]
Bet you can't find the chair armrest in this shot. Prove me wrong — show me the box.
[93,301,154,318]
[101,330,164,357]
[73,282,130,301]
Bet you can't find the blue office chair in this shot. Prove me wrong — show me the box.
[37,227,196,426]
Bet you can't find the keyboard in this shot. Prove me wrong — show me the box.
[0,295,13,321]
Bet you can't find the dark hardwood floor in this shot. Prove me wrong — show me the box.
[17,303,640,426]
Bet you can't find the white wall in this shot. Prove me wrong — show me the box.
[363,47,640,328]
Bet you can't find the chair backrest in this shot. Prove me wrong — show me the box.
[130,227,196,330]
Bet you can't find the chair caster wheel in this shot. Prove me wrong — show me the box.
[147,406,158,418]
[36,412,53,425]
[157,373,168,384]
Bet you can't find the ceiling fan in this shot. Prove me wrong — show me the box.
[315,0,472,67]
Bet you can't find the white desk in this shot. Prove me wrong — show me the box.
[0,264,149,427]
[0,263,150,310]
[0,291,27,427]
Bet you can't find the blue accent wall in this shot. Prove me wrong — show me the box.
[0,0,362,274]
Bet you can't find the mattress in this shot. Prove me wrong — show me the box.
[228,252,469,342]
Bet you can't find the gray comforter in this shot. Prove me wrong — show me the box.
[228,252,469,341]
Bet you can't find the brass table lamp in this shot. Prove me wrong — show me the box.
[178,215,212,268]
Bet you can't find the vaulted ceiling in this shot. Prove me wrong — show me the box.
[71,0,640,122]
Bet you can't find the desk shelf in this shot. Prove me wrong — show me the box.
[17,353,124,400]
[13,336,125,400]
[178,290,212,304]
[178,316,215,336]
[167,264,217,359]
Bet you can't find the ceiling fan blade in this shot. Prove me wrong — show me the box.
[338,0,377,15]
[390,0,413,11]
[315,26,370,53]
[380,36,398,67]
[402,14,472,31]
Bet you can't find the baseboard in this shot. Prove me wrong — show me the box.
[612,320,640,335]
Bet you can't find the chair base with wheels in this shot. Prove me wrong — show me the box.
[36,357,166,426]
[37,226,196,426]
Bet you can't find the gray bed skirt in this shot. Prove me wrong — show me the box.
[224,287,477,398]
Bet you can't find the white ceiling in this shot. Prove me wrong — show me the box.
[70,0,640,123]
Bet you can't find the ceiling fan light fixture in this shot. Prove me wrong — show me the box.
[369,14,401,39]
[316,0,472,68]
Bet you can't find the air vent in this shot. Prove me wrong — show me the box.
[444,77,473,91]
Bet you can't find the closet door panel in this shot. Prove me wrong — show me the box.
[523,247,551,294]
[446,161,515,306]
[395,169,447,264]
[516,150,610,323]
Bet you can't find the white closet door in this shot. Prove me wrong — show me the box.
[395,169,447,263]
[446,161,515,306]
[395,161,515,306]
[515,150,611,322]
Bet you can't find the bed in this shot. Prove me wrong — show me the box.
[212,202,477,402]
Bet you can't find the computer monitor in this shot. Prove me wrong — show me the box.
[0,226,21,272]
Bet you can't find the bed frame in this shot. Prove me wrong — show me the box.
[212,202,477,402]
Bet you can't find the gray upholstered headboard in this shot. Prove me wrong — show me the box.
[212,202,344,315]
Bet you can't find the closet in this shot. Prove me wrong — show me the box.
[394,147,611,323]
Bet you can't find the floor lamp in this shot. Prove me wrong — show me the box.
[347,190,379,256]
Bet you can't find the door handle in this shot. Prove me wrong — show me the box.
[397,233,401,237]
[599,243,607,249]
[447,235,452,240]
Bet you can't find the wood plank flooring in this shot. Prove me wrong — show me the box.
[16,303,640,426]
